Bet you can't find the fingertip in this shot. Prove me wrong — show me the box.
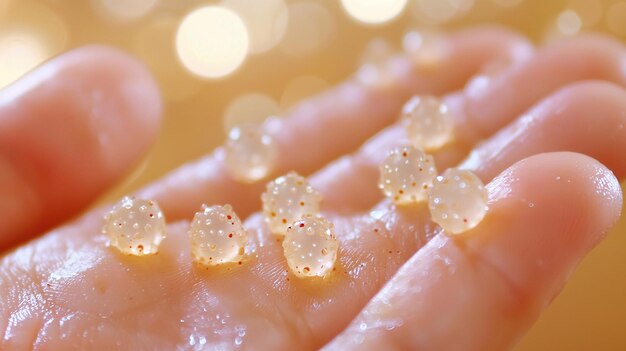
[485,152,622,250]
[55,45,163,173]
[0,45,163,247]
[326,152,623,351]
[473,152,622,310]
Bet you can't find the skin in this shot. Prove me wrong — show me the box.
[0,27,624,350]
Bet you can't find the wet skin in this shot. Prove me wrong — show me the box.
[0,28,625,350]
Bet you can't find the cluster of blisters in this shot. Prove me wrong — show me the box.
[261,172,322,236]
[224,123,277,183]
[379,145,438,205]
[428,168,488,234]
[283,216,339,278]
[103,196,167,256]
[402,95,454,151]
[189,204,248,265]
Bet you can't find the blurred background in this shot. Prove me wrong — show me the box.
[0,0,625,349]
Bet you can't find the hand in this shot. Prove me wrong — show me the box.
[0,27,624,350]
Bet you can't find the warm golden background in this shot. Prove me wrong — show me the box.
[1,0,625,349]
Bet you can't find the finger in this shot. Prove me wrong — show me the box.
[325,152,623,351]
[2,152,619,350]
[313,35,626,212]
[463,81,626,180]
[0,205,426,349]
[306,81,626,342]
[463,34,626,138]
[0,46,162,249]
[139,27,531,220]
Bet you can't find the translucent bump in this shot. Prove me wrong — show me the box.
[103,197,166,255]
[428,168,488,234]
[378,146,438,205]
[224,123,278,183]
[283,216,338,278]
[262,172,322,236]
[402,95,454,151]
[189,204,248,265]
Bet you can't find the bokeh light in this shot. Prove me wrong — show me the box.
[176,6,249,79]
[355,38,395,87]
[0,2,68,51]
[492,0,523,7]
[0,0,11,15]
[92,0,158,22]
[607,2,626,36]
[223,0,288,54]
[0,2,67,89]
[132,16,204,101]
[557,9,582,35]
[0,31,48,89]
[280,75,329,111]
[568,0,603,27]
[279,2,335,55]
[223,93,280,132]
[402,30,449,69]
[341,0,407,25]
[410,0,475,25]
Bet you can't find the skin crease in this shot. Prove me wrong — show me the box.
[0,28,624,350]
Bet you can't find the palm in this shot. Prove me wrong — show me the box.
[1,28,625,351]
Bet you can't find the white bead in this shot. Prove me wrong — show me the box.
[378,146,438,205]
[189,204,247,265]
[103,197,166,255]
[402,95,454,151]
[283,216,338,278]
[224,123,277,183]
[261,172,322,236]
[428,168,488,234]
